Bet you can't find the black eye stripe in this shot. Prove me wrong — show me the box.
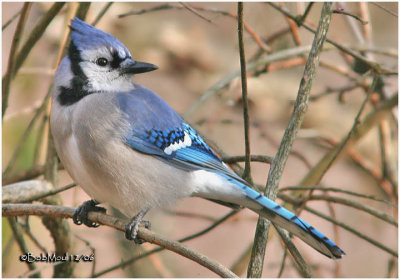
[110,51,128,68]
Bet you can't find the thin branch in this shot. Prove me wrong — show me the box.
[279,186,395,207]
[96,209,238,277]
[8,218,41,277]
[12,2,66,79]
[222,154,273,164]
[268,2,396,75]
[237,2,252,183]
[179,2,213,24]
[332,7,368,25]
[184,44,316,118]
[274,226,311,278]
[370,2,398,18]
[118,3,176,17]
[91,2,114,26]
[2,8,22,31]
[307,194,397,226]
[3,180,76,204]
[311,74,378,185]
[247,3,333,277]
[2,87,52,178]
[277,247,288,277]
[300,92,398,187]
[75,2,91,20]
[304,206,398,257]
[297,2,315,25]
[2,204,239,278]
[2,2,32,118]
[119,4,272,53]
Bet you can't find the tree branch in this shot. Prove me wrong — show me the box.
[2,203,238,278]
[247,3,333,277]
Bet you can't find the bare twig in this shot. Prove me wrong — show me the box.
[333,7,368,25]
[307,194,397,226]
[2,3,32,118]
[119,3,272,53]
[8,218,40,277]
[91,2,114,26]
[296,2,315,25]
[300,92,398,187]
[3,180,76,203]
[312,75,378,185]
[3,87,52,178]
[279,186,395,207]
[179,2,213,24]
[274,226,311,278]
[237,2,252,183]
[247,3,333,277]
[268,2,396,75]
[370,2,398,18]
[304,206,397,257]
[222,154,273,164]
[185,44,316,118]
[95,209,238,277]
[12,2,66,79]
[2,8,22,31]
[2,204,238,278]
[75,2,91,20]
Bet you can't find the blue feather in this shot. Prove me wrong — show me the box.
[234,177,345,258]
[117,84,344,259]
[70,18,131,56]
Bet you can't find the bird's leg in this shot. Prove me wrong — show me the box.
[73,199,106,227]
[125,208,151,244]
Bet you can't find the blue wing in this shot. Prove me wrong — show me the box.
[116,85,345,259]
[116,85,242,181]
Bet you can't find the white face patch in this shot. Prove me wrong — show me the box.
[163,131,192,155]
[78,46,134,93]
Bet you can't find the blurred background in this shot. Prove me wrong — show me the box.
[2,2,398,278]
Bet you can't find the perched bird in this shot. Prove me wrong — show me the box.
[50,18,344,259]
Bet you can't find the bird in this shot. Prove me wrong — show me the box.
[50,18,345,259]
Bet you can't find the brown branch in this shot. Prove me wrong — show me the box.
[237,2,252,183]
[2,8,22,31]
[307,194,397,226]
[332,7,368,25]
[222,155,273,164]
[304,206,398,257]
[279,185,395,206]
[274,225,311,277]
[12,2,66,78]
[300,91,398,187]
[268,2,396,75]
[2,3,32,117]
[247,3,333,277]
[179,2,213,24]
[119,3,272,53]
[309,74,378,186]
[2,204,238,278]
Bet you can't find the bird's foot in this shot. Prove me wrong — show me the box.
[125,209,151,244]
[73,199,106,227]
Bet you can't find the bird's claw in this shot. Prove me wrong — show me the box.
[125,216,151,244]
[73,200,106,228]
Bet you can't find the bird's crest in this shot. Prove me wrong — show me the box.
[69,17,130,57]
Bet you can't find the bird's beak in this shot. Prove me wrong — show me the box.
[122,58,158,74]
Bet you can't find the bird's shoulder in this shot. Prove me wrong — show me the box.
[115,85,222,163]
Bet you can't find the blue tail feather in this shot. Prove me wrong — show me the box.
[237,180,345,259]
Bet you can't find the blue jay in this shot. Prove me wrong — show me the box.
[50,18,344,259]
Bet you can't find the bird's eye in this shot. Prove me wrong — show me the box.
[96,57,108,67]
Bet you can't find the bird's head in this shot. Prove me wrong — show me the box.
[65,18,158,93]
